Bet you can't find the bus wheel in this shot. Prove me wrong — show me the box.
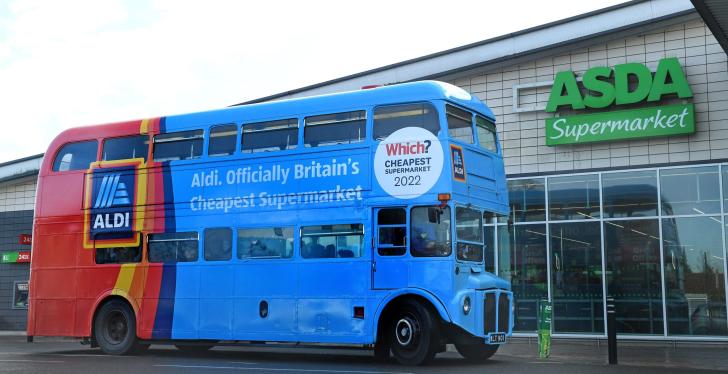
[94,299,141,355]
[174,344,214,352]
[454,342,499,362]
[388,300,439,365]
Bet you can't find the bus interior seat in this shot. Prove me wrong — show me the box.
[338,249,354,258]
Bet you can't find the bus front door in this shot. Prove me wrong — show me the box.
[373,207,408,289]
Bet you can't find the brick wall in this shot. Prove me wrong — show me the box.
[451,17,728,175]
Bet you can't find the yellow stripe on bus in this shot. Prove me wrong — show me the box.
[112,264,137,295]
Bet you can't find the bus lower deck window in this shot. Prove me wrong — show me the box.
[237,227,294,259]
[377,208,407,256]
[204,227,232,261]
[301,224,364,259]
[410,206,451,257]
[456,206,484,262]
[373,103,440,140]
[95,245,142,264]
[148,232,199,262]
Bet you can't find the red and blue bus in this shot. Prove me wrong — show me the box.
[28,81,512,365]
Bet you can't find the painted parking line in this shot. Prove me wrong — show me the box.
[154,365,413,374]
[0,359,64,363]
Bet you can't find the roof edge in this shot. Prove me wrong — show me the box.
[235,0,690,105]
[0,153,44,168]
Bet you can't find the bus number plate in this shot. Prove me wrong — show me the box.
[487,332,506,344]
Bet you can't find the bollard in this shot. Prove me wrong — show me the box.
[606,297,617,365]
[538,299,552,358]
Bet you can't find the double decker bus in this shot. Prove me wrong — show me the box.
[28,81,512,365]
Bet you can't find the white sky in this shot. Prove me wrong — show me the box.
[0,0,627,162]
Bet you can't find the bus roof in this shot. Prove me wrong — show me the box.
[46,80,494,153]
[166,80,495,129]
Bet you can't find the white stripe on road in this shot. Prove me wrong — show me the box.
[0,359,64,363]
[154,365,413,374]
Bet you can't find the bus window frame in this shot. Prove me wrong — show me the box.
[303,110,367,148]
[299,223,366,260]
[51,139,100,174]
[455,205,485,264]
[236,225,296,261]
[409,205,452,258]
[445,104,476,145]
[371,101,441,141]
[93,232,144,265]
[475,115,499,154]
[152,129,205,163]
[241,118,300,154]
[207,123,239,158]
[101,135,150,163]
[147,231,201,263]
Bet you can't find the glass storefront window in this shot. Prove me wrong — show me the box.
[548,174,600,220]
[604,219,663,334]
[550,222,603,334]
[498,224,548,332]
[660,166,721,216]
[506,179,546,223]
[662,216,727,336]
[602,170,658,218]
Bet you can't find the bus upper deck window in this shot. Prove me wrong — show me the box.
[103,135,149,162]
[304,111,365,147]
[476,116,497,153]
[208,124,237,157]
[52,140,98,172]
[373,103,439,140]
[242,119,298,153]
[446,105,474,144]
[410,206,451,257]
[152,130,203,162]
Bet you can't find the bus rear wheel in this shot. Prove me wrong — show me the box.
[388,300,439,365]
[94,299,143,355]
[454,342,499,362]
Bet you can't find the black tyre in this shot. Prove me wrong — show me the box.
[373,341,390,362]
[174,344,215,352]
[94,299,143,355]
[454,342,499,362]
[388,300,440,365]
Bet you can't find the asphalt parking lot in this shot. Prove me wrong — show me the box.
[0,336,726,373]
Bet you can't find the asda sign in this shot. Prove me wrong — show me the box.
[545,58,694,146]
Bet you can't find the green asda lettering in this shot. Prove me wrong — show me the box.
[546,57,693,112]
[544,58,695,146]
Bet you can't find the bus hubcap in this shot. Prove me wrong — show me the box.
[395,318,417,347]
[105,312,128,343]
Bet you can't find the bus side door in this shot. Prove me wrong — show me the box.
[372,207,408,289]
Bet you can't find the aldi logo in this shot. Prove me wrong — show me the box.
[83,159,146,248]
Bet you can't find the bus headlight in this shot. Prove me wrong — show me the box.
[463,296,471,315]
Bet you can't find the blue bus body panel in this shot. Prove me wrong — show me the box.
[146,81,509,343]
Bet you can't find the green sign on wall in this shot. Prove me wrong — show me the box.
[545,58,694,146]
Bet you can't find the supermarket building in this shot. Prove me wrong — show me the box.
[1,0,728,340]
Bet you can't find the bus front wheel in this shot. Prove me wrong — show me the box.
[454,342,499,362]
[387,300,439,365]
[94,299,143,355]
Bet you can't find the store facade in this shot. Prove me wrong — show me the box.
[251,0,728,339]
